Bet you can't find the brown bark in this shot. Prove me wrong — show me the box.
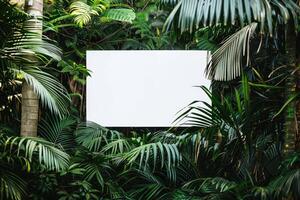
[20,82,39,136]
[20,0,43,137]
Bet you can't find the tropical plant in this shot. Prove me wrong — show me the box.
[162,0,300,80]
[1,0,300,199]
[162,0,300,155]
[0,131,70,200]
[0,0,71,133]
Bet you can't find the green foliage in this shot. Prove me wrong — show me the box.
[206,23,257,81]
[1,0,300,199]
[0,133,70,200]
[0,0,71,120]
[123,142,181,171]
[59,60,91,85]
[162,0,300,35]
[5,136,70,171]
[39,114,77,152]
[13,67,70,117]
[69,0,135,27]
[75,122,122,151]
[69,0,107,27]
[102,8,136,23]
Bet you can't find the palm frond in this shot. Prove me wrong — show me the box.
[101,138,131,155]
[0,168,26,200]
[12,67,71,117]
[251,186,271,200]
[206,23,257,81]
[3,30,62,64]
[162,0,300,35]
[73,150,112,190]
[75,122,122,152]
[183,177,237,194]
[270,169,300,198]
[5,136,70,171]
[125,169,171,200]
[123,142,181,171]
[39,114,77,152]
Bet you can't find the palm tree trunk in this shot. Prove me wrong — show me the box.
[295,33,300,152]
[20,0,43,137]
[283,24,297,155]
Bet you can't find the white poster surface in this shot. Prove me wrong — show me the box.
[87,50,210,127]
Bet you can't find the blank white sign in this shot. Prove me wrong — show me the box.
[87,50,210,127]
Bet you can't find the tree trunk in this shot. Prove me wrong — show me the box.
[283,23,297,155]
[20,0,43,137]
[21,83,39,136]
[295,32,300,152]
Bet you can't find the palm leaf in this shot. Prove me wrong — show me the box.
[123,142,181,171]
[12,67,71,117]
[162,0,300,35]
[270,169,300,198]
[206,23,257,81]
[5,136,70,171]
[39,114,77,152]
[183,177,237,194]
[125,169,171,200]
[75,122,122,152]
[101,138,131,155]
[0,166,26,200]
[3,30,62,64]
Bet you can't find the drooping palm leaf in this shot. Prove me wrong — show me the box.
[162,0,300,35]
[75,122,122,152]
[101,138,132,155]
[0,167,26,200]
[12,67,70,117]
[123,142,181,171]
[3,33,62,63]
[270,169,300,198]
[206,23,257,81]
[75,150,112,189]
[5,136,70,171]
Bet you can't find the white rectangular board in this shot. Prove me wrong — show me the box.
[87,50,210,127]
